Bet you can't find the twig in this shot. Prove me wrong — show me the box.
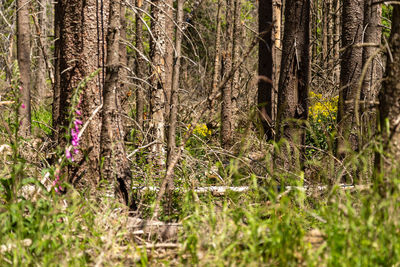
[127,140,161,159]
[138,243,180,249]
[78,104,103,139]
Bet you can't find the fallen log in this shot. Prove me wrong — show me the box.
[0,101,14,106]
[132,184,371,196]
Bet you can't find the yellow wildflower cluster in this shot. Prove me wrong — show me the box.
[308,91,338,121]
[188,123,211,137]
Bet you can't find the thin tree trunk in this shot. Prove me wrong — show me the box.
[333,0,341,85]
[53,0,61,138]
[100,0,132,206]
[221,0,234,149]
[135,0,145,133]
[336,0,364,157]
[231,0,242,128]
[150,0,166,166]
[210,0,222,102]
[273,0,282,121]
[376,5,400,194]
[275,0,310,169]
[166,0,183,204]
[258,0,274,140]
[119,2,129,108]
[164,0,174,125]
[322,0,328,65]
[17,0,31,137]
[34,0,48,104]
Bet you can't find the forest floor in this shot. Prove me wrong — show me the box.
[1,105,400,266]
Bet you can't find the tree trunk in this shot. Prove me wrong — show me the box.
[54,0,107,185]
[333,0,341,85]
[53,0,61,135]
[258,0,274,140]
[150,0,166,166]
[119,2,129,108]
[166,0,183,206]
[100,0,132,206]
[275,0,310,168]
[336,0,364,157]
[34,0,49,104]
[210,0,222,103]
[376,5,400,193]
[164,0,174,125]
[231,0,242,128]
[221,0,234,149]
[17,0,31,137]
[360,0,382,143]
[135,0,145,133]
[273,0,282,122]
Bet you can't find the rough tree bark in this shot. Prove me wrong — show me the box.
[211,0,222,102]
[333,0,341,84]
[376,5,400,187]
[100,0,132,206]
[54,0,107,185]
[17,0,31,137]
[276,0,310,139]
[336,0,364,157]
[275,0,310,167]
[361,0,382,142]
[135,0,145,132]
[258,0,274,140]
[221,0,234,149]
[164,0,174,123]
[119,1,129,108]
[150,0,167,165]
[34,0,48,104]
[231,0,242,127]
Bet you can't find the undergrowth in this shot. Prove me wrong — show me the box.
[1,91,400,266]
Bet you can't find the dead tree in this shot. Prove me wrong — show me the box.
[336,0,364,157]
[54,0,108,185]
[100,0,132,205]
[360,0,382,143]
[17,0,31,137]
[221,0,234,149]
[135,0,145,133]
[258,0,274,140]
[166,0,183,206]
[149,0,167,166]
[376,5,400,192]
[275,0,310,158]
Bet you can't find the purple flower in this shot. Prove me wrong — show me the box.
[19,86,23,92]
[21,104,25,109]
[71,129,78,139]
[76,110,82,116]
[74,119,83,125]
[72,139,79,147]
[74,149,79,154]
[66,149,72,159]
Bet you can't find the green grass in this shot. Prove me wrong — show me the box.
[1,103,400,266]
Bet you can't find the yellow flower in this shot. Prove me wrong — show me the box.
[309,91,338,121]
